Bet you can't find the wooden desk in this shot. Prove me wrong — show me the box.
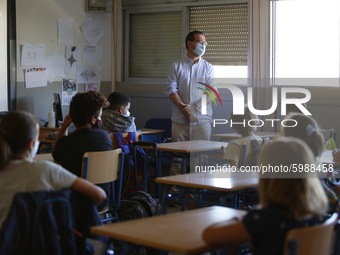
[90,206,247,254]
[320,150,340,167]
[156,172,258,213]
[110,129,164,149]
[140,140,229,199]
[155,140,229,153]
[212,132,280,141]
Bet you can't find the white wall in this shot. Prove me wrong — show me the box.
[16,0,113,124]
[16,0,112,82]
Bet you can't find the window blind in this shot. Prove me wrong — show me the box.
[129,11,182,78]
[189,4,249,65]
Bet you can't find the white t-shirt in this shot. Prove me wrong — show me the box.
[0,159,77,228]
[224,135,262,162]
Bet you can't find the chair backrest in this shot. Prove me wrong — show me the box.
[320,129,335,141]
[110,132,142,150]
[239,138,270,167]
[282,213,338,255]
[144,118,172,140]
[81,148,122,184]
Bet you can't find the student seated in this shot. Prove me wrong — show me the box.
[52,91,112,210]
[0,111,106,228]
[203,137,328,255]
[101,91,137,133]
[219,105,261,167]
[283,113,340,213]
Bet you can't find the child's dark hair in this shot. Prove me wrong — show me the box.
[107,91,131,111]
[0,111,38,170]
[69,91,109,127]
[283,113,325,158]
[229,105,259,136]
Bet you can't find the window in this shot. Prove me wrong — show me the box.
[124,3,250,83]
[270,0,340,86]
[125,9,182,81]
[189,4,249,80]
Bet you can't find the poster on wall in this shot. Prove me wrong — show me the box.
[58,18,74,45]
[81,17,106,46]
[21,44,45,67]
[25,68,47,88]
[85,83,100,92]
[45,52,65,83]
[61,78,77,105]
[76,65,102,84]
[65,45,80,74]
[83,44,102,63]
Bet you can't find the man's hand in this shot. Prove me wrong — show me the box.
[180,103,199,123]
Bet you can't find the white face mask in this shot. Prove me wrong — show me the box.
[124,110,130,117]
[31,141,40,159]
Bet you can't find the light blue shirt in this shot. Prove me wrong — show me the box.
[165,55,216,125]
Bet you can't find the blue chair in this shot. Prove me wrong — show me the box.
[144,118,172,143]
[82,149,125,223]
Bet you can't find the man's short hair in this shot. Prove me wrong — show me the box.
[185,30,204,50]
[107,91,131,111]
[69,91,109,127]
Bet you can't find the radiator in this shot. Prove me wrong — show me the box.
[130,95,339,144]
[130,94,234,134]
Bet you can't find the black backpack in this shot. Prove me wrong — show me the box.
[116,191,162,255]
[117,191,161,221]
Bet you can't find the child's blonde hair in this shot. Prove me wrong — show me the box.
[283,113,325,158]
[229,105,259,136]
[258,137,328,218]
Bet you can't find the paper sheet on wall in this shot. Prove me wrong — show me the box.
[65,46,80,74]
[45,52,65,83]
[21,44,45,67]
[62,78,77,105]
[77,65,102,84]
[83,45,102,63]
[25,68,47,88]
[58,18,73,45]
[81,17,106,46]
[85,83,101,92]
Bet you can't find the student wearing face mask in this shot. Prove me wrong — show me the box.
[165,30,216,177]
[101,91,137,133]
[0,111,106,228]
[52,91,112,210]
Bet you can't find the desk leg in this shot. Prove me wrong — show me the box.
[161,185,173,214]
[157,159,162,200]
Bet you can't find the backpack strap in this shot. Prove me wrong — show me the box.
[114,133,130,154]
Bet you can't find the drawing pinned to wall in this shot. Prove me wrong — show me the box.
[62,78,77,105]
[58,18,74,45]
[65,46,80,74]
[21,44,45,66]
[25,68,47,88]
[77,65,102,84]
[85,83,101,92]
[45,52,66,83]
[81,17,106,46]
[83,45,102,63]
